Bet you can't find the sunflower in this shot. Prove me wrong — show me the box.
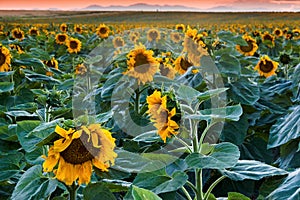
[44,57,59,70]
[74,24,83,34]
[11,28,24,40]
[262,32,275,46]
[75,63,87,75]
[124,45,159,85]
[292,29,300,40]
[60,23,68,32]
[0,45,12,72]
[174,56,193,75]
[55,33,68,45]
[29,27,39,36]
[252,30,260,37]
[9,44,24,54]
[254,55,279,78]
[129,33,138,43]
[67,38,82,54]
[175,24,185,32]
[112,36,125,48]
[273,28,283,37]
[42,124,117,185]
[236,35,258,56]
[157,58,176,79]
[170,32,182,43]
[96,24,110,39]
[147,29,161,42]
[146,90,167,119]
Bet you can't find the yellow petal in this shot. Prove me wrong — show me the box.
[55,125,68,138]
[91,132,101,148]
[72,130,82,139]
[53,138,72,152]
[93,158,108,172]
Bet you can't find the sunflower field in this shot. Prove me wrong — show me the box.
[0,17,300,200]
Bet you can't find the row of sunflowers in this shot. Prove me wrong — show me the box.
[0,21,299,200]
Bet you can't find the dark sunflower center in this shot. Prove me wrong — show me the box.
[61,26,67,31]
[58,35,66,42]
[177,26,183,31]
[14,31,23,39]
[60,133,100,165]
[173,34,180,41]
[240,40,254,52]
[0,52,6,66]
[263,34,273,41]
[76,27,81,32]
[275,30,281,35]
[70,41,78,49]
[30,29,38,35]
[134,53,150,73]
[44,60,55,68]
[159,64,170,76]
[180,58,193,71]
[259,60,274,73]
[115,39,124,47]
[100,27,107,34]
[149,31,158,40]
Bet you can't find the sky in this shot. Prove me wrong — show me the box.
[0,0,300,11]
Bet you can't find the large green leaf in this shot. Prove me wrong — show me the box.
[187,104,243,122]
[185,142,240,169]
[11,165,57,200]
[217,54,241,77]
[176,85,201,105]
[130,186,162,200]
[0,82,14,93]
[16,120,41,152]
[220,160,287,181]
[267,169,300,200]
[133,170,188,194]
[0,152,24,181]
[83,183,116,200]
[228,192,250,200]
[268,105,300,149]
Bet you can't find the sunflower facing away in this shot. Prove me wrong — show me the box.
[254,55,279,78]
[0,45,12,72]
[96,24,110,39]
[146,90,179,142]
[42,124,117,185]
[67,38,82,54]
[147,29,161,42]
[11,28,24,40]
[236,35,258,56]
[43,57,59,70]
[124,45,159,85]
[55,33,68,45]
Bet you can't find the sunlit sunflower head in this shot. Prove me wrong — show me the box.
[147,29,161,42]
[236,35,258,56]
[11,28,24,40]
[124,45,159,85]
[9,44,24,54]
[153,108,179,143]
[273,28,283,37]
[29,27,39,36]
[60,23,68,32]
[157,58,176,79]
[174,56,193,75]
[0,45,12,72]
[175,24,185,32]
[254,55,279,78]
[55,33,68,45]
[96,24,110,39]
[292,28,300,40]
[67,38,82,54]
[42,124,117,185]
[112,36,125,48]
[262,32,275,46]
[75,63,88,75]
[74,24,83,34]
[146,90,167,119]
[43,57,59,70]
[170,32,182,43]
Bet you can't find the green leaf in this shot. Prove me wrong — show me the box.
[0,82,14,93]
[83,182,116,200]
[131,185,162,200]
[14,58,44,69]
[133,130,161,143]
[267,169,300,200]
[10,102,38,112]
[0,152,24,181]
[176,85,201,105]
[217,54,241,77]
[228,79,260,105]
[0,71,14,78]
[185,142,240,169]
[5,110,37,117]
[11,165,57,200]
[228,192,250,200]
[16,120,41,152]
[197,88,228,102]
[187,104,243,122]
[220,160,287,181]
[268,105,300,149]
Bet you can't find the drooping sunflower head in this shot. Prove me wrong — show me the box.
[11,28,24,40]
[29,27,39,36]
[55,33,68,45]
[44,57,59,70]
[174,56,193,75]
[170,32,182,43]
[262,32,275,46]
[112,36,125,48]
[175,24,185,32]
[42,124,117,185]
[74,24,83,34]
[75,63,88,75]
[254,55,279,78]
[146,90,167,119]
[96,24,110,39]
[236,35,258,56]
[0,45,12,72]
[60,23,68,32]
[67,38,82,54]
[273,28,283,37]
[147,29,161,42]
[124,45,159,85]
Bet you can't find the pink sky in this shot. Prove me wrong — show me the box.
[0,0,299,10]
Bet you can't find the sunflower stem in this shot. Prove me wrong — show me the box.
[203,176,226,200]
[196,169,204,200]
[135,88,140,114]
[181,186,193,200]
[68,183,78,200]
